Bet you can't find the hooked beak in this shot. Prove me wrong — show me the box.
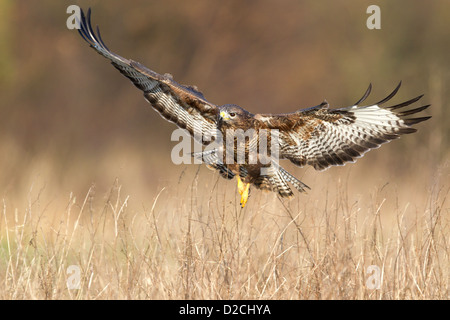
[219,111,230,121]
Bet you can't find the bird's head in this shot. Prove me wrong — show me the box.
[218,104,254,128]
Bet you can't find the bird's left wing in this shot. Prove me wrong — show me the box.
[256,83,431,171]
[78,8,219,144]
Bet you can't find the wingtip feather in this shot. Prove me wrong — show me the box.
[354,83,372,105]
[375,81,402,105]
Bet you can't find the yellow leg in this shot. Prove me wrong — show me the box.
[237,176,251,208]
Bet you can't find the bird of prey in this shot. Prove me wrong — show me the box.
[77,9,430,208]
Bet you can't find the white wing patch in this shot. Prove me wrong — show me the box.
[255,115,272,123]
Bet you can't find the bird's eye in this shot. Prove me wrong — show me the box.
[229,112,236,117]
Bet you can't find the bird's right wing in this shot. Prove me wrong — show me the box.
[78,8,219,144]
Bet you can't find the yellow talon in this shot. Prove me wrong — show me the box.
[237,176,251,208]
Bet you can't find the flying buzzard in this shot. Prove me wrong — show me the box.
[77,9,430,207]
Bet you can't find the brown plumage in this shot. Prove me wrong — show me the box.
[78,9,431,207]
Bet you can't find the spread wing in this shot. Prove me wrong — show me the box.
[77,9,219,144]
[256,83,431,171]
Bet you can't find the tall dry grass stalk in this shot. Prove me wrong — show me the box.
[0,164,449,299]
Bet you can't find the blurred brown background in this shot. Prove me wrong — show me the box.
[0,0,448,210]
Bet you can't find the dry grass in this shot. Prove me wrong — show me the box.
[0,161,448,300]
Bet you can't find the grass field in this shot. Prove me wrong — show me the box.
[1,156,448,300]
